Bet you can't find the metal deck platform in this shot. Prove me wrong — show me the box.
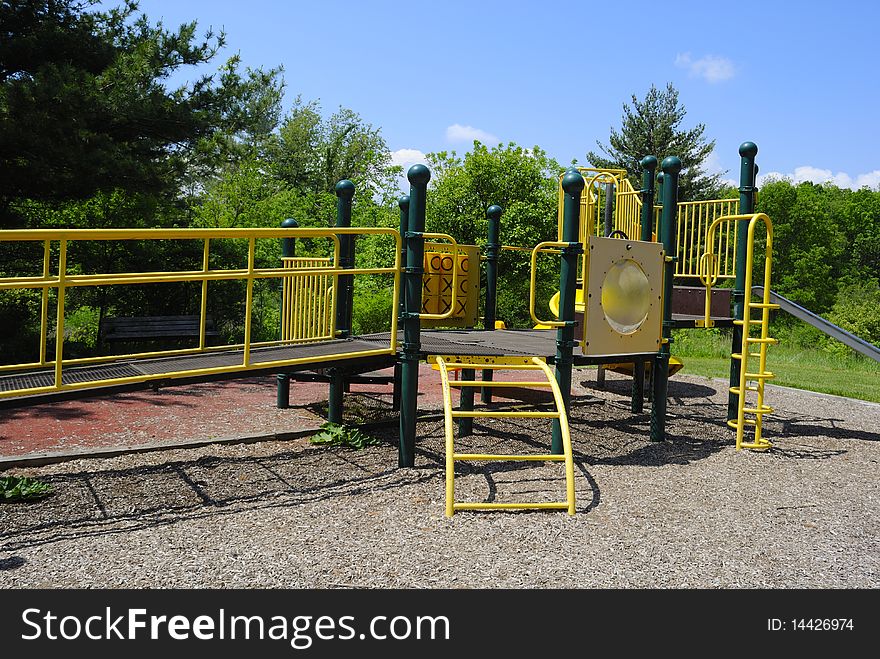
[0,339,396,408]
[362,329,660,365]
[2,328,669,408]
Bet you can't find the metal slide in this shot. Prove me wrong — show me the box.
[753,287,880,362]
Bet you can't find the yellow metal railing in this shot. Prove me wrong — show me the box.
[528,241,566,328]
[435,355,576,516]
[557,168,739,279]
[676,199,739,279]
[281,257,334,342]
[418,233,460,322]
[701,213,778,450]
[0,227,401,399]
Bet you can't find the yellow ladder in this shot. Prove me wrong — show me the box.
[434,356,576,517]
[728,214,780,451]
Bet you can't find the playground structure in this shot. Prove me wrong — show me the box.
[0,142,782,514]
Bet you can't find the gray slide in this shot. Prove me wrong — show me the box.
[752,286,880,362]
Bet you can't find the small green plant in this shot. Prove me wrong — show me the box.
[1,476,52,502]
[309,422,382,449]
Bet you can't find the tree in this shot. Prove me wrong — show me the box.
[425,142,561,327]
[588,83,722,200]
[0,0,283,225]
[271,96,399,210]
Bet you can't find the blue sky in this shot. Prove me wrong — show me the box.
[137,0,880,190]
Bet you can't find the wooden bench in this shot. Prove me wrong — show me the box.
[99,315,220,350]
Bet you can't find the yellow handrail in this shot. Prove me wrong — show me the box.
[419,232,460,321]
[529,241,569,328]
[0,226,402,399]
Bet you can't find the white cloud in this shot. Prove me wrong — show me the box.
[390,148,426,170]
[389,148,428,194]
[445,123,499,145]
[757,166,880,190]
[674,52,735,83]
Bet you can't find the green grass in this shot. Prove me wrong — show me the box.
[672,328,880,403]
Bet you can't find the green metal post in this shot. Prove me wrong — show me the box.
[276,217,298,409]
[551,168,585,454]
[334,179,356,337]
[399,164,430,467]
[727,142,758,421]
[328,180,355,425]
[392,195,409,414]
[481,204,503,403]
[398,195,410,323]
[650,156,682,442]
[639,156,658,242]
[458,368,475,436]
[603,181,614,236]
[632,156,658,413]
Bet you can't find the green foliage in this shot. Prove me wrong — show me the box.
[309,422,382,449]
[0,0,283,223]
[1,476,52,502]
[588,83,722,200]
[271,96,400,207]
[425,142,561,327]
[351,282,395,336]
[757,179,880,316]
[824,280,880,355]
[671,327,731,359]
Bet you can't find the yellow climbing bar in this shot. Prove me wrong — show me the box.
[436,355,576,517]
[729,214,777,451]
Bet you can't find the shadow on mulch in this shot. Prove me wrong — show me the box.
[0,442,434,553]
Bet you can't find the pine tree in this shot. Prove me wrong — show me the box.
[587,83,722,200]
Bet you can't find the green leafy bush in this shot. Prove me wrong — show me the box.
[309,422,382,449]
[823,280,880,356]
[1,476,52,502]
[351,286,394,335]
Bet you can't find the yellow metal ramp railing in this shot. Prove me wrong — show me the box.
[0,227,401,399]
[434,356,576,517]
[281,257,333,342]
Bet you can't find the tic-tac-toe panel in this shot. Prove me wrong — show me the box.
[582,235,664,356]
[421,243,480,328]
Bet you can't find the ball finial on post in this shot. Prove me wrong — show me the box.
[739,141,758,159]
[661,156,682,176]
[561,168,585,195]
[407,164,431,187]
[640,155,658,172]
[334,179,355,199]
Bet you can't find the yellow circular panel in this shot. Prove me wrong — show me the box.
[600,259,651,335]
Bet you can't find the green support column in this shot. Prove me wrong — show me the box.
[639,156,658,242]
[399,164,430,468]
[328,180,355,425]
[632,156,658,413]
[458,368,475,436]
[392,195,410,414]
[650,156,682,442]
[276,217,298,409]
[727,142,758,421]
[551,168,585,454]
[481,204,503,403]
[398,195,410,322]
